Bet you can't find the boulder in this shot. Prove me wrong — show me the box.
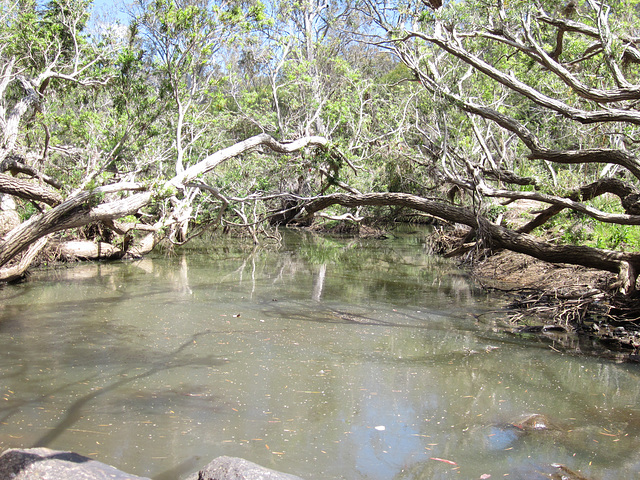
[0,447,150,480]
[187,456,305,480]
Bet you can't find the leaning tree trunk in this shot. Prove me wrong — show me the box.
[0,185,151,270]
[0,134,334,281]
[297,192,640,292]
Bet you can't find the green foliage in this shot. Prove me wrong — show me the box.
[154,182,179,200]
[6,0,93,75]
[2,0,640,264]
[16,200,38,222]
[120,215,139,223]
[486,204,508,223]
[560,217,640,252]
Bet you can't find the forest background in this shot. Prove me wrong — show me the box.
[2,0,640,302]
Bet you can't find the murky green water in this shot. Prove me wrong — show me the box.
[1,230,640,479]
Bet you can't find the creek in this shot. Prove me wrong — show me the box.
[0,229,639,479]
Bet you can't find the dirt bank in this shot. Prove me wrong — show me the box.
[471,249,616,293]
[470,249,640,362]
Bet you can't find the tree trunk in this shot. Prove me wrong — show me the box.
[0,173,63,206]
[298,192,640,292]
[0,134,331,278]
[0,236,49,283]
[56,241,123,261]
[0,187,150,268]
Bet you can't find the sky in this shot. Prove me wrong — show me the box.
[90,0,131,25]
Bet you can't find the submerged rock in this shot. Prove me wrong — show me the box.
[549,463,592,480]
[0,447,150,479]
[186,456,305,480]
[510,413,558,432]
[485,413,563,450]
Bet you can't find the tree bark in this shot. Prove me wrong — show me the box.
[0,173,63,206]
[0,185,150,268]
[0,236,49,283]
[56,240,123,261]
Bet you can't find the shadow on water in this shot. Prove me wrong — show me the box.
[0,285,176,326]
[28,329,227,448]
[264,300,460,329]
[2,232,640,479]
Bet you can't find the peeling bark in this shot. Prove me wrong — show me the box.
[56,240,123,260]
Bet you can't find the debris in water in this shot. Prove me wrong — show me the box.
[430,457,457,465]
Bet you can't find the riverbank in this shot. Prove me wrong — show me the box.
[469,249,640,361]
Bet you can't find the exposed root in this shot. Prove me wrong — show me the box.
[502,287,610,328]
[448,236,640,360]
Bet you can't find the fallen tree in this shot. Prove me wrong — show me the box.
[0,133,334,280]
[0,1,345,282]
[329,0,640,293]
[294,192,640,292]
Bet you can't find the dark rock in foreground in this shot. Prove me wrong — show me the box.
[0,447,150,479]
[0,448,305,480]
[186,456,304,480]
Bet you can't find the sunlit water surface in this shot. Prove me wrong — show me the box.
[1,231,639,479]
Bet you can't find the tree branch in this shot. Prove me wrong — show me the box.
[0,173,62,206]
[404,27,640,125]
[169,133,333,187]
[297,191,640,290]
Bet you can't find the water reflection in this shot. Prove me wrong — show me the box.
[0,230,639,480]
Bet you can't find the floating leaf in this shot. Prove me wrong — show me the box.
[430,457,457,465]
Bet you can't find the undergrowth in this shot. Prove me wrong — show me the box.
[550,195,640,251]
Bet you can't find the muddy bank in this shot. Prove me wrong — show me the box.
[469,249,640,362]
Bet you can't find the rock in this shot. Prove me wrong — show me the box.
[0,447,150,480]
[510,413,558,432]
[193,456,305,480]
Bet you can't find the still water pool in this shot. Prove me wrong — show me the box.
[0,231,639,479]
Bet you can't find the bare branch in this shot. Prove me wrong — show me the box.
[404,27,640,125]
[169,133,333,187]
[476,184,640,225]
[521,18,640,103]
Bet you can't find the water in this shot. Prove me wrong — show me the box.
[0,230,639,479]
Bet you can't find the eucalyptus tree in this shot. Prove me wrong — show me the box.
[0,0,341,281]
[290,0,640,292]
